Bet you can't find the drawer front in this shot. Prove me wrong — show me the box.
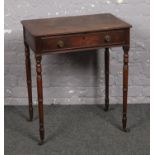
[40,30,125,52]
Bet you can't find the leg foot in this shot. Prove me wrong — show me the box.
[38,140,44,145]
[104,98,109,111]
[122,115,127,130]
[38,127,44,145]
[27,106,33,121]
[39,126,44,143]
[122,128,130,132]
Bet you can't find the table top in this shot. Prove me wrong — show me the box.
[21,13,131,37]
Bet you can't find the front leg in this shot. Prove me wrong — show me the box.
[122,46,129,132]
[35,55,45,145]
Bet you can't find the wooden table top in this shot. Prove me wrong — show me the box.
[21,13,131,37]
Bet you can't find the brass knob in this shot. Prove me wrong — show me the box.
[104,35,111,42]
[57,40,64,48]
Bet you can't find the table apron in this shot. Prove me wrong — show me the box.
[36,29,129,53]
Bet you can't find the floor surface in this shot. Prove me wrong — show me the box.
[5,104,150,155]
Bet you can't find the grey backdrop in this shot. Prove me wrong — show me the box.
[4,0,150,105]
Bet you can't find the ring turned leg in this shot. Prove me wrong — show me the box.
[122,46,129,132]
[24,42,33,121]
[35,55,45,145]
[104,48,110,111]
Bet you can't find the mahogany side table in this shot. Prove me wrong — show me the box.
[21,13,132,144]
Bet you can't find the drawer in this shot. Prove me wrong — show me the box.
[40,30,125,52]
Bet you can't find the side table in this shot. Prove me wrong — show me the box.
[21,13,132,144]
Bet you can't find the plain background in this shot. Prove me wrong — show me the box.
[4,0,149,105]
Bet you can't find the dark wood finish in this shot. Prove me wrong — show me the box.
[122,45,129,131]
[24,42,33,121]
[21,13,132,144]
[104,48,110,111]
[35,55,44,144]
[21,13,131,37]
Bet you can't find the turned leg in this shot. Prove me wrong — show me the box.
[35,55,44,145]
[122,46,129,131]
[24,42,33,121]
[104,48,110,111]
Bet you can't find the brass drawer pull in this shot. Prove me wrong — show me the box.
[104,35,111,42]
[57,40,64,48]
